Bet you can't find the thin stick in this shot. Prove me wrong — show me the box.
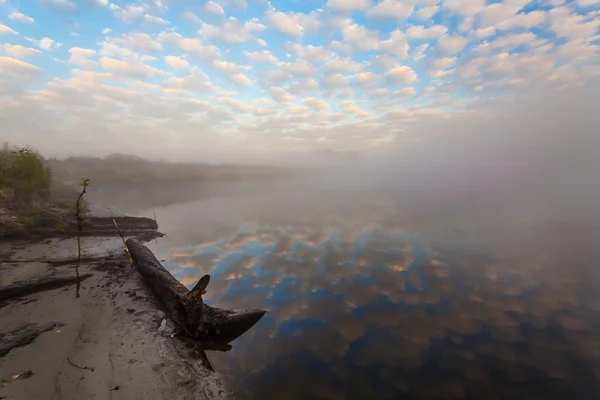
[113,218,133,267]
[153,212,158,244]
[75,178,89,298]
[67,357,95,372]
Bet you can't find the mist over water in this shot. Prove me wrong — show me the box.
[105,88,600,398]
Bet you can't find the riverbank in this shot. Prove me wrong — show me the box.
[0,212,228,399]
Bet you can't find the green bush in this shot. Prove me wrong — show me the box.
[0,143,52,192]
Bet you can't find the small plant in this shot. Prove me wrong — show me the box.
[75,178,90,298]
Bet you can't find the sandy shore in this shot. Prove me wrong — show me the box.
[0,234,228,399]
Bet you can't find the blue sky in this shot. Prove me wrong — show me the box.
[0,0,598,161]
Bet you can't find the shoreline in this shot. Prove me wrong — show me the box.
[0,206,228,399]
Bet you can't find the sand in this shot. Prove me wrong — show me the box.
[0,236,228,400]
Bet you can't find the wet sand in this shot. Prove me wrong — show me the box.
[0,235,227,399]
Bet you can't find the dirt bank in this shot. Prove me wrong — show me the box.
[0,236,228,400]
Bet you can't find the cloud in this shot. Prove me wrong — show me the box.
[198,18,266,44]
[324,57,362,73]
[39,0,76,11]
[100,57,165,78]
[38,37,61,51]
[379,30,409,58]
[323,74,350,89]
[144,15,170,25]
[9,11,35,24]
[341,21,380,51]
[205,1,225,14]
[270,86,295,103]
[3,44,41,59]
[164,55,189,70]
[355,71,383,86]
[0,24,18,35]
[109,3,144,22]
[437,35,468,54]
[244,50,278,63]
[443,0,485,16]
[158,31,220,60]
[68,47,97,69]
[277,60,316,77]
[231,73,253,87]
[266,10,302,36]
[367,0,415,19]
[327,0,371,11]
[386,65,418,83]
[217,97,254,112]
[108,32,163,53]
[303,97,330,111]
[406,25,448,40]
[0,56,42,78]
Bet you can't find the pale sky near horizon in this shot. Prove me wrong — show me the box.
[0,0,598,162]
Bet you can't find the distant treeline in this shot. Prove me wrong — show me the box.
[49,153,292,187]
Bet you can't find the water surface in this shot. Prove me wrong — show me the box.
[143,186,600,399]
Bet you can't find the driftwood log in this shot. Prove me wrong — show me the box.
[126,238,266,343]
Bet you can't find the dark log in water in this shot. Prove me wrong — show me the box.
[126,238,266,343]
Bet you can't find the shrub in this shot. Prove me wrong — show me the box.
[0,143,52,192]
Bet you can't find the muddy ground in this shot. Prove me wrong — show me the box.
[0,216,228,399]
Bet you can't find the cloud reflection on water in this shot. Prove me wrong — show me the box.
[149,217,600,399]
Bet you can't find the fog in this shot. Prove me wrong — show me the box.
[156,86,598,258]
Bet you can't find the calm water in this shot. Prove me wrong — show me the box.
[143,185,600,400]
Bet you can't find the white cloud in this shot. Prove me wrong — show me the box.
[437,35,468,54]
[341,21,379,51]
[270,86,295,102]
[549,6,600,41]
[286,44,330,62]
[100,57,164,78]
[217,97,254,112]
[213,60,251,74]
[475,27,496,39]
[266,10,303,36]
[199,18,265,44]
[9,11,35,24]
[0,56,42,78]
[68,47,97,69]
[327,0,371,11]
[276,60,316,77]
[165,55,189,70]
[144,15,169,25]
[303,97,330,111]
[109,3,144,22]
[108,32,163,53]
[367,0,415,19]
[406,25,448,40]
[414,5,439,19]
[205,1,225,14]
[289,79,319,94]
[379,30,409,58]
[158,32,220,60]
[339,100,369,118]
[39,37,62,51]
[40,0,76,11]
[324,57,362,73]
[355,71,383,86]
[102,28,111,35]
[182,11,202,24]
[3,44,41,59]
[323,74,350,89]
[0,24,18,35]
[386,65,418,83]
[231,73,253,87]
[244,50,278,63]
[443,0,485,16]
[577,0,600,6]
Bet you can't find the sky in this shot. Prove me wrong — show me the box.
[0,0,598,162]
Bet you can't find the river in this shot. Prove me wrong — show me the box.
[139,176,600,399]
